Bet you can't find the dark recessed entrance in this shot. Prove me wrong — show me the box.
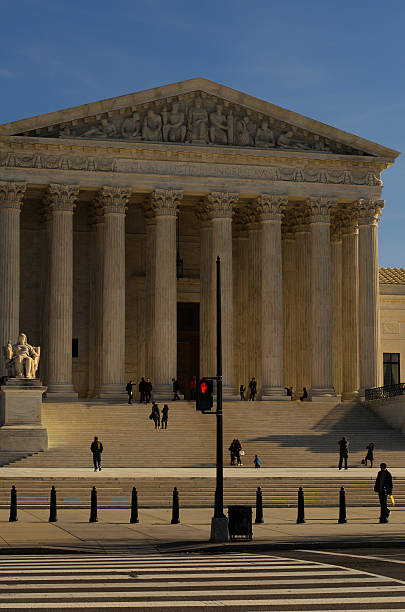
[177,302,200,399]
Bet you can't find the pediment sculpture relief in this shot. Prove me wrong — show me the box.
[19,93,365,155]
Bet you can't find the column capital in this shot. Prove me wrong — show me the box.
[340,206,359,236]
[0,181,26,210]
[96,186,131,215]
[151,189,183,216]
[245,206,261,230]
[307,197,336,223]
[205,191,239,218]
[357,198,384,226]
[46,184,79,213]
[256,194,287,221]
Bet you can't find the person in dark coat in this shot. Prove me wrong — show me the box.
[172,378,180,401]
[338,436,349,470]
[365,442,375,468]
[90,436,103,472]
[146,378,152,403]
[151,402,160,429]
[126,380,134,405]
[229,439,237,466]
[300,387,308,401]
[374,462,393,523]
[234,439,243,466]
[161,404,169,429]
[240,385,246,401]
[139,377,147,403]
[248,378,257,401]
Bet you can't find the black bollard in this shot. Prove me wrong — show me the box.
[9,485,17,522]
[130,487,139,524]
[171,487,180,524]
[297,486,305,524]
[255,487,264,524]
[338,486,347,524]
[49,486,57,523]
[89,486,98,523]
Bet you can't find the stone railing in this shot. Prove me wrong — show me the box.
[365,383,405,401]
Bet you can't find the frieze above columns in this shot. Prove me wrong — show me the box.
[46,184,79,213]
[0,181,26,210]
[150,189,183,216]
[357,198,384,226]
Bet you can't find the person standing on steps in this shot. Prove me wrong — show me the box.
[161,404,169,429]
[126,380,134,405]
[248,377,257,401]
[254,454,261,468]
[338,436,349,470]
[172,378,180,401]
[374,462,393,523]
[364,442,375,467]
[90,436,103,472]
[234,439,243,466]
[239,384,246,401]
[146,378,153,403]
[151,401,160,429]
[139,377,146,403]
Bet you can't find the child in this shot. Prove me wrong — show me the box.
[254,454,261,468]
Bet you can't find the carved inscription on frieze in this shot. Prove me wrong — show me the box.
[18,92,365,155]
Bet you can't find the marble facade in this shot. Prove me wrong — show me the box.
[0,79,400,400]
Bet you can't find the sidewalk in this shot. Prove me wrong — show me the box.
[0,505,404,554]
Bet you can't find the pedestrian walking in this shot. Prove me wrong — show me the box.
[172,378,180,401]
[139,377,147,403]
[229,439,237,466]
[374,462,393,523]
[90,436,103,472]
[190,376,197,400]
[126,380,134,405]
[254,454,261,468]
[150,401,160,429]
[364,442,375,468]
[234,438,243,466]
[338,436,349,470]
[240,384,246,401]
[146,378,152,403]
[161,404,169,429]
[248,377,257,401]
[300,387,308,401]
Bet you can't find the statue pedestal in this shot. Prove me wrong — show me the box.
[0,379,48,452]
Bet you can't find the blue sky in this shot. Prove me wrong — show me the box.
[0,0,403,266]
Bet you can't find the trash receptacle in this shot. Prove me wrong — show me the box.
[228,505,252,540]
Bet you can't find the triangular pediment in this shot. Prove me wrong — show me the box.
[0,78,399,159]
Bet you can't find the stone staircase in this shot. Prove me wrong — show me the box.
[4,400,405,469]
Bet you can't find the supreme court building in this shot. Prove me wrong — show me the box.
[0,79,400,401]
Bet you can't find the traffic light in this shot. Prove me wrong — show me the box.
[196,378,214,411]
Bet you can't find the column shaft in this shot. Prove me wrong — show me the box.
[358,199,383,393]
[309,199,335,398]
[295,226,311,396]
[88,216,104,396]
[0,182,25,377]
[98,187,130,398]
[341,215,359,401]
[144,213,156,382]
[46,184,79,399]
[199,218,215,379]
[331,232,343,396]
[246,221,261,390]
[282,231,297,394]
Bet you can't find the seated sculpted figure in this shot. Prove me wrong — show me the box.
[255,121,275,148]
[142,109,162,141]
[121,112,141,139]
[163,103,186,142]
[209,105,230,145]
[3,333,40,379]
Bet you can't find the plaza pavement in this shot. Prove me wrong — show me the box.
[0,467,404,554]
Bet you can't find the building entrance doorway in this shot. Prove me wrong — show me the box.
[177,302,199,399]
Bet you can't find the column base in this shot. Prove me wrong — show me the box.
[311,387,338,402]
[261,386,290,401]
[97,384,127,401]
[341,390,359,402]
[222,386,239,401]
[152,384,172,401]
[45,383,78,402]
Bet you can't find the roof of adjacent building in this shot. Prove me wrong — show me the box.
[379,268,405,284]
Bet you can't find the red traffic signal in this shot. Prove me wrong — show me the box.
[196,378,214,411]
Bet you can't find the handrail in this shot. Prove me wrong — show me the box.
[365,383,405,401]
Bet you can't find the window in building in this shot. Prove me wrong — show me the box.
[72,338,79,358]
[383,353,400,386]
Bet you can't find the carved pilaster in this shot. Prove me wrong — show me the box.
[96,187,131,398]
[45,184,79,398]
[0,182,26,377]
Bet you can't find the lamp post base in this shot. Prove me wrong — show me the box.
[210,516,229,542]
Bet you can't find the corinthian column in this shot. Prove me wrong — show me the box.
[358,199,384,394]
[257,195,288,400]
[46,184,79,399]
[341,209,359,401]
[282,212,297,395]
[0,182,26,377]
[97,187,131,399]
[202,192,238,397]
[295,208,311,396]
[88,208,104,397]
[308,198,336,399]
[330,216,343,397]
[151,189,183,398]
[246,210,262,391]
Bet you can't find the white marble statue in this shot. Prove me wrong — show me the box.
[3,333,40,379]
